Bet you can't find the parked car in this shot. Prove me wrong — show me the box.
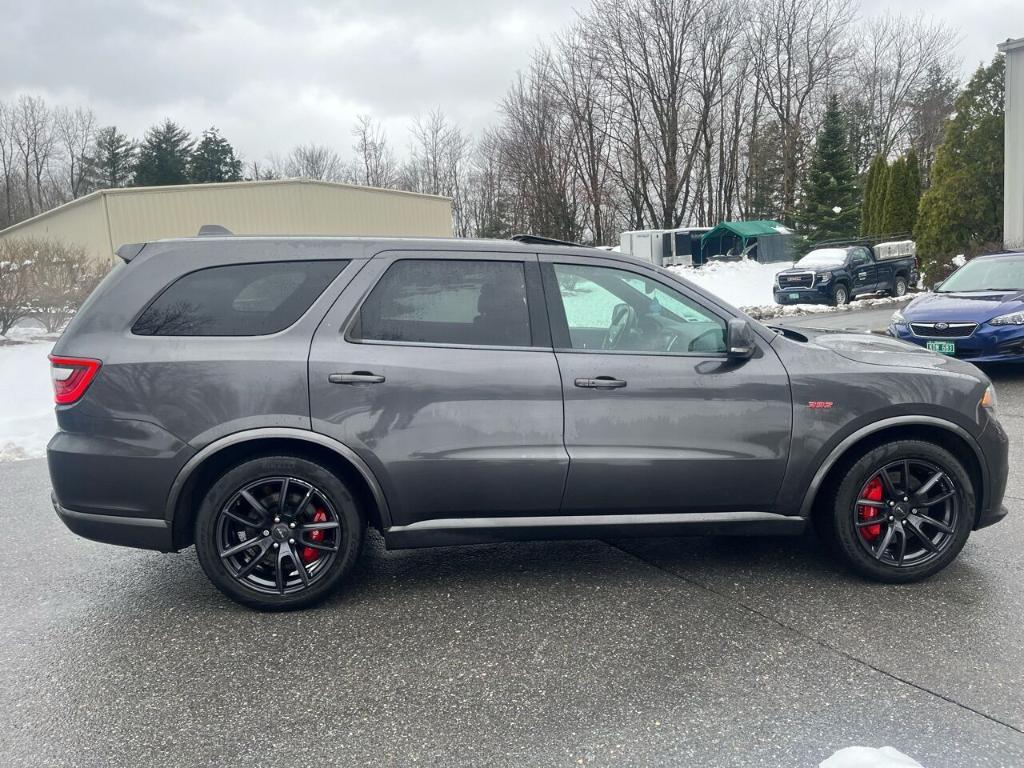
[774,244,917,306]
[889,251,1024,361]
[48,233,1007,610]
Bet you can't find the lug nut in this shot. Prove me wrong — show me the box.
[263,530,270,536]
[289,538,295,544]
[273,542,279,549]
[889,501,895,507]
[274,517,281,523]
[289,522,295,529]
[903,497,908,502]
[889,516,894,521]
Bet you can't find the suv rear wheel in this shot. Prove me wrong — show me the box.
[195,455,365,610]
[825,440,975,583]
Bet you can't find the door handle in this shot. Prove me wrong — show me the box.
[329,371,385,385]
[575,376,627,389]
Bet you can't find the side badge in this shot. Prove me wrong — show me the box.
[808,401,834,409]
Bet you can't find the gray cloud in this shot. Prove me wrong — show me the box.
[0,0,1019,163]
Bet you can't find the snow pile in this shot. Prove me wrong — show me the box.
[0,337,56,461]
[820,746,923,767]
[669,259,793,307]
[669,259,906,320]
[951,254,967,267]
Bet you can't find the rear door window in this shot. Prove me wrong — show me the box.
[132,260,347,336]
[349,259,531,347]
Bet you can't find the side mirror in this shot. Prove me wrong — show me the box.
[727,318,756,359]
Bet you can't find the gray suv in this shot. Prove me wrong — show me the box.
[47,234,1009,610]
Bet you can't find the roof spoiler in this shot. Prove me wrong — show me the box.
[512,233,582,247]
[116,242,146,263]
[197,224,234,236]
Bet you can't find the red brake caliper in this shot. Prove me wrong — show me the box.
[300,508,328,564]
[858,477,883,541]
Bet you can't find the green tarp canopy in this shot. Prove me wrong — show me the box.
[700,220,791,244]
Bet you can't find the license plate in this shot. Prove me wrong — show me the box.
[789,292,800,300]
[926,341,955,356]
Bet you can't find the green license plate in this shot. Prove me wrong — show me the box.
[789,292,800,300]
[926,341,955,356]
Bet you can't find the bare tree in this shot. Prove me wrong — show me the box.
[403,109,473,235]
[11,95,57,217]
[25,239,103,332]
[0,239,35,336]
[352,114,397,188]
[747,0,856,224]
[0,101,20,227]
[283,143,346,181]
[54,106,97,199]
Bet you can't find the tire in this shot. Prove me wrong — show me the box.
[195,455,365,610]
[831,283,849,306]
[825,440,976,583]
[891,275,908,297]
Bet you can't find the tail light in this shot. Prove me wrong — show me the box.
[48,355,101,405]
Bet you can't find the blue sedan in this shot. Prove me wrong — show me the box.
[889,252,1024,362]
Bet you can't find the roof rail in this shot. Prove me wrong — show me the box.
[511,233,582,247]
[197,224,234,236]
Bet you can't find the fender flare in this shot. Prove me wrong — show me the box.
[164,427,392,528]
[798,415,988,517]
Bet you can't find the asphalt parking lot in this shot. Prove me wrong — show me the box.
[2,303,1023,768]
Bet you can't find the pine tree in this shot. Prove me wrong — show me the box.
[91,126,136,188]
[904,148,921,233]
[800,95,860,243]
[188,127,243,183]
[860,154,886,236]
[868,157,890,238]
[915,57,1005,275]
[881,157,911,236]
[133,119,193,186]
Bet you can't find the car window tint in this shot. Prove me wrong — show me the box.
[351,259,531,347]
[552,263,726,355]
[132,260,347,336]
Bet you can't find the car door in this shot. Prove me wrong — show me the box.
[309,251,568,528]
[850,248,876,295]
[540,255,792,514]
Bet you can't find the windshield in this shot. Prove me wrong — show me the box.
[938,257,1024,292]
[796,248,847,267]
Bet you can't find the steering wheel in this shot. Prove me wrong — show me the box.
[604,303,638,350]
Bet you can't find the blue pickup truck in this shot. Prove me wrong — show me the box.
[773,244,918,306]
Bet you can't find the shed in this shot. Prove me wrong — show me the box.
[0,179,454,267]
[699,220,795,264]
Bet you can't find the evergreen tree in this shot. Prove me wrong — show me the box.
[800,95,860,242]
[868,157,890,238]
[915,57,1004,276]
[133,119,193,186]
[904,148,921,232]
[188,127,243,183]
[91,126,136,189]
[882,157,914,236]
[860,154,885,236]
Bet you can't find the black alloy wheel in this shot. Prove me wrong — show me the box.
[827,440,975,583]
[195,456,364,610]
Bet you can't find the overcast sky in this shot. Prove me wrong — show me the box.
[1,0,1021,164]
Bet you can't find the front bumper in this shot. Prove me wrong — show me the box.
[889,322,1024,362]
[774,287,832,305]
[51,492,175,551]
[975,414,1010,529]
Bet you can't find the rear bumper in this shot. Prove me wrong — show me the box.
[51,491,175,551]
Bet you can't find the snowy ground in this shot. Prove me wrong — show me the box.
[668,259,906,319]
[0,322,57,462]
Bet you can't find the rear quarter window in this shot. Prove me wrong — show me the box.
[132,260,348,336]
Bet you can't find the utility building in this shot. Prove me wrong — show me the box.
[0,179,453,266]
[1002,37,1024,250]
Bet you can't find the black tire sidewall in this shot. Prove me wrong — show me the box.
[195,455,365,610]
[830,440,976,583]
[832,284,849,306]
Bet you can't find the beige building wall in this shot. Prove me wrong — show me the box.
[0,179,453,266]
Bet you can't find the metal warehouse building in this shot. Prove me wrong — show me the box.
[1002,37,1024,250]
[0,179,453,266]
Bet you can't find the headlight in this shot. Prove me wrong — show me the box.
[891,310,906,325]
[989,311,1024,326]
[981,385,997,411]
[816,272,832,285]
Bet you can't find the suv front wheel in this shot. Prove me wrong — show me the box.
[825,440,975,583]
[195,455,365,610]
